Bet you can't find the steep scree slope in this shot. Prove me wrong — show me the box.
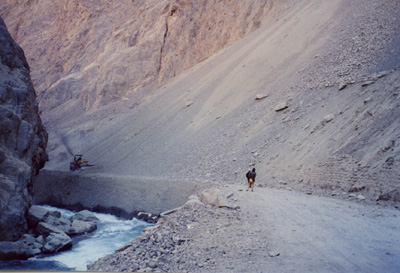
[2,0,400,205]
[38,0,400,204]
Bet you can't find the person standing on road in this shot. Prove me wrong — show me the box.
[246,169,251,183]
[246,168,256,192]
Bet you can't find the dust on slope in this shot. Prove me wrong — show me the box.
[41,0,400,204]
[44,0,344,172]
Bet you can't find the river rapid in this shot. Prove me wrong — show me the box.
[0,205,151,271]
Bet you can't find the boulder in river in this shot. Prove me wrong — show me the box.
[69,220,97,236]
[27,205,50,228]
[71,210,100,222]
[42,232,72,254]
[44,215,72,234]
[36,222,65,237]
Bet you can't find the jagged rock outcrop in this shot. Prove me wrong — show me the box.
[0,0,297,114]
[0,17,48,241]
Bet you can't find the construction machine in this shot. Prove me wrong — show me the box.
[69,154,93,171]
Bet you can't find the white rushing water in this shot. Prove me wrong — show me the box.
[0,205,151,271]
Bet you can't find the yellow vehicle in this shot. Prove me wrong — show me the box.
[69,154,92,171]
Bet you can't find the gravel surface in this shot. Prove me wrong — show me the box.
[88,185,400,272]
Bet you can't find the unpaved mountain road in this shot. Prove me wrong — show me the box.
[223,185,400,273]
[89,184,400,273]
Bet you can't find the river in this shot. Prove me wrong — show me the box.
[0,205,151,271]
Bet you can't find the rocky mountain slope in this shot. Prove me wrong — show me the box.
[0,18,48,241]
[0,0,296,113]
[0,0,399,212]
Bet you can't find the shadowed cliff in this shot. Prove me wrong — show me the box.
[0,17,48,241]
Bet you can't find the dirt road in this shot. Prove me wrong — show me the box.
[227,186,400,273]
[89,185,400,272]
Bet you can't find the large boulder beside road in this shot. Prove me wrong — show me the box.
[199,188,230,208]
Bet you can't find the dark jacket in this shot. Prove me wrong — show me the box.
[248,170,256,182]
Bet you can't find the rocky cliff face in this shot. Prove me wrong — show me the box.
[0,0,296,114]
[0,17,48,241]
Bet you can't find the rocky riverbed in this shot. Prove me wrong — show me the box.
[0,206,99,260]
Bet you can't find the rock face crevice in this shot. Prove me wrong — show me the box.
[158,11,169,76]
[0,17,48,241]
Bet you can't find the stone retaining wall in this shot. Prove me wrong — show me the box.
[33,170,212,219]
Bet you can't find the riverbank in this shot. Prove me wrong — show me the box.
[0,205,150,271]
[88,185,400,272]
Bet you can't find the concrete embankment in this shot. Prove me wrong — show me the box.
[34,170,211,219]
